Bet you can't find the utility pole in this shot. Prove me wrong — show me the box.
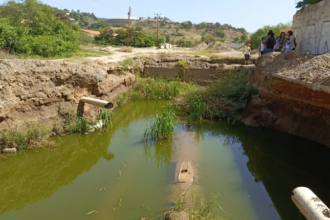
[155,13,161,48]
[127,6,131,47]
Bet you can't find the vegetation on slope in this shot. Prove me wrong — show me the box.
[0,0,79,57]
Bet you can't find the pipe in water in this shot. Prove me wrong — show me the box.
[292,187,330,220]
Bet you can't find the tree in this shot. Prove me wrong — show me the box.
[215,29,225,38]
[248,23,291,49]
[0,0,79,57]
[296,0,323,8]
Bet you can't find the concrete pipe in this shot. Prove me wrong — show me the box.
[79,97,114,109]
[292,187,330,220]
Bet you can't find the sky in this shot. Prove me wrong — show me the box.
[0,0,298,33]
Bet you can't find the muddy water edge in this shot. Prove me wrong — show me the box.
[1,101,330,220]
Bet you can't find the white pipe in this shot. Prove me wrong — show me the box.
[2,148,17,154]
[80,97,113,109]
[292,187,330,220]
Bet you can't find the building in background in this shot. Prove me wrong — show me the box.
[106,16,138,26]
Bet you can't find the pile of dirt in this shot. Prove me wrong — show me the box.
[205,41,233,53]
[190,42,208,51]
[255,51,330,85]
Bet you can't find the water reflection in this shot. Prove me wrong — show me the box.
[0,135,114,216]
[143,141,176,168]
[186,121,330,220]
[0,101,170,217]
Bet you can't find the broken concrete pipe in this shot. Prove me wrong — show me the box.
[292,187,330,220]
[79,97,114,109]
[2,148,17,154]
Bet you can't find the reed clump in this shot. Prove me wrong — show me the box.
[98,108,114,131]
[144,109,177,142]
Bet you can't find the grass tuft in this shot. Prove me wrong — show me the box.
[98,109,114,131]
[144,109,177,142]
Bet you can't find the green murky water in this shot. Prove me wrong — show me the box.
[1,100,330,220]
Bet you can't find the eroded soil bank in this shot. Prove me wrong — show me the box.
[2,51,330,148]
[240,51,330,146]
[0,59,135,135]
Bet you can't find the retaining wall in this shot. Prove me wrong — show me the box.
[292,0,330,55]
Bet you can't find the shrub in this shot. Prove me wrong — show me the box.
[179,71,258,123]
[175,60,189,81]
[0,1,79,57]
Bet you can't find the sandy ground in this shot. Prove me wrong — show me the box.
[83,46,259,63]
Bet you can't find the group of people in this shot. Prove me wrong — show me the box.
[259,30,296,55]
[243,30,296,65]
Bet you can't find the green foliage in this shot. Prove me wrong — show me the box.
[188,95,208,121]
[181,21,193,30]
[175,39,200,47]
[95,27,165,47]
[215,29,225,38]
[201,34,225,44]
[176,60,189,81]
[129,77,197,101]
[98,109,113,131]
[248,22,291,50]
[65,116,91,134]
[144,109,177,141]
[58,107,91,133]
[78,32,94,44]
[0,124,50,149]
[296,0,323,8]
[0,0,79,57]
[180,72,258,123]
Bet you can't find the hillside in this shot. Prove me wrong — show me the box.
[133,19,247,44]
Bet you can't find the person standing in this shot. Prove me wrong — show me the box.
[277,32,286,52]
[265,30,276,53]
[259,37,265,56]
[243,43,251,65]
[287,30,296,51]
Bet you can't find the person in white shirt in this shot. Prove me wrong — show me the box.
[243,43,251,65]
[259,37,265,56]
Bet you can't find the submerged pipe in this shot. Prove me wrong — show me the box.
[292,187,330,220]
[79,97,114,109]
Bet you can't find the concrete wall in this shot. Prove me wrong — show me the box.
[292,0,330,55]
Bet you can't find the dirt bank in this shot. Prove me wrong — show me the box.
[0,59,135,135]
[240,51,330,147]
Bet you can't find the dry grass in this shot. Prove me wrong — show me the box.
[0,51,16,59]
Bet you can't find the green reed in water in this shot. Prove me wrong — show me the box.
[144,109,177,142]
[98,109,114,131]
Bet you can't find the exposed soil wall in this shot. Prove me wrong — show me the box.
[240,51,330,147]
[0,59,135,134]
[143,55,255,85]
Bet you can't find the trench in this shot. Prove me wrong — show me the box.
[1,100,330,220]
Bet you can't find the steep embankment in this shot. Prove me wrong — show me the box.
[0,59,135,134]
[241,51,330,146]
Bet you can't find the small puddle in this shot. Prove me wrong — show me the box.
[1,100,330,220]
